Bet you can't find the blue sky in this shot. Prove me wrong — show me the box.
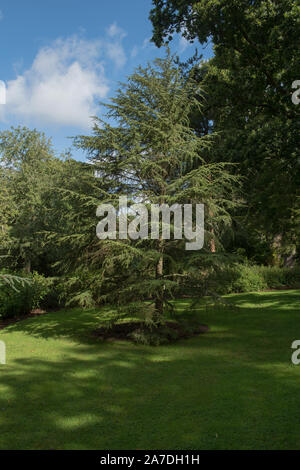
[0,0,213,160]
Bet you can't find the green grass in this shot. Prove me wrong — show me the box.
[0,289,300,450]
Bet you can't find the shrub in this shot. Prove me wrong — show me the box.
[0,271,32,319]
[284,266,300,287]
[129,327,171,346]
[0,271,55,319]
[205,263,300,295]
[53,269,103,309]
[232,265,267,293]
[30,272,56,309]
[258,265,300,289]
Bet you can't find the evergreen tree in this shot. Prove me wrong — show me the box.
[75,54,239,321]
[0,127,99,276]
[0,126,55,272]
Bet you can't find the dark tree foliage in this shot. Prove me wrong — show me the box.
[150,0,300,264]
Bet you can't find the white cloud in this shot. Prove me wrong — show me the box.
[106,42,126,68]
[177,26,194,53]
[2,24,127,128]
[179,36,189,52]
[107,22,126,40]
[106,22,127,68]
[142,37,151,48]
[4,36,108,128]
[130,37,153,59]
[130,45,139,59]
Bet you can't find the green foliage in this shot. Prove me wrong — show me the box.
[207,264,300,295]
[230,265,267,293]
[0,127,55,272]
[30,272,55,309]
[0,271,32,319]
[0,270,54,319]
[150,0,300,262]
[53,269,101,309]
[74,52,240,319]
[129,325,177,346]
[259,266,300,289]
[0,6,297,318]
[0,272,31,290]
[0,126,100,277]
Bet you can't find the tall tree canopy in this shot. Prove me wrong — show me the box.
[150,0,300,264]
[75,54,239,319]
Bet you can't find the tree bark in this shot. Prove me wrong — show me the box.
[271,233,283,266]
[209,207,216,253]
[210,233,216,253]
[24,258,31,274]
[154,238,164,321]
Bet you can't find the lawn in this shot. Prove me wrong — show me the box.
[0,289,299,450]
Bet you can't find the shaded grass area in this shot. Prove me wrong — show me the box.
[0,290,299,450]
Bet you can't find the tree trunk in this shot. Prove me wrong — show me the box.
[209,203,216,253]
[210,233,216,253]
[24,258,31,274]
[154,237,164,321]
[271,233,283,266]
[155,253,164,317]
[283,247,297,268]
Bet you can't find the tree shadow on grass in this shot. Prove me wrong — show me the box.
[4,290,299,344]
[1,335,300,450]
[3,290,300,361]
[1,307,117,344]
[1,291,300,449]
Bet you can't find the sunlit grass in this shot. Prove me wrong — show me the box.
[0,290,299,449]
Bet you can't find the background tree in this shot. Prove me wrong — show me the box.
[0,126,56,273]
[150,0,300,265]
[0,127,102,277]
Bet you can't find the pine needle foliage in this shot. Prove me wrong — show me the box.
[74,52,240,320]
